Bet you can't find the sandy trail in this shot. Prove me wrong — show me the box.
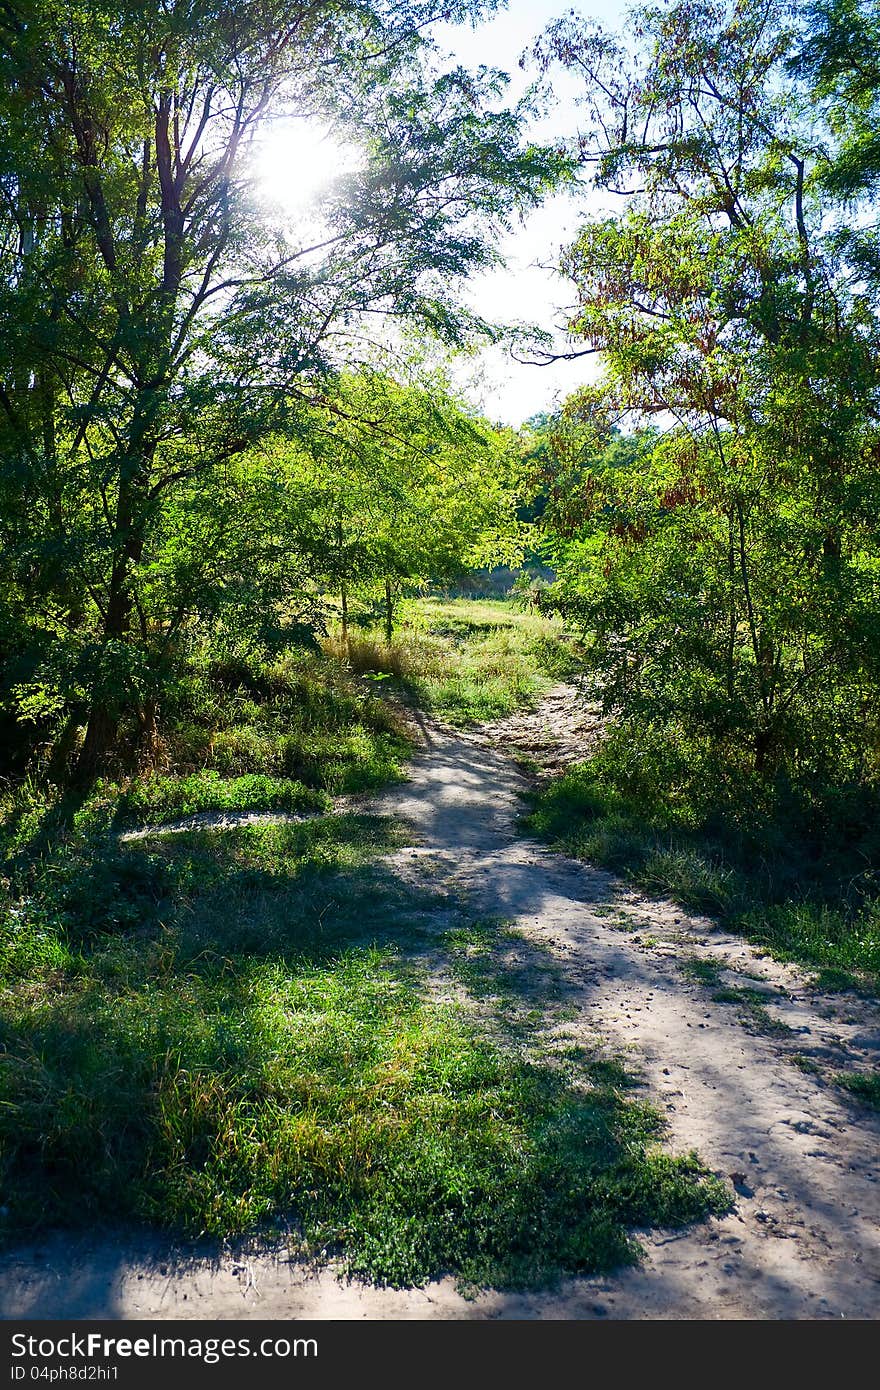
[2,701,879,1319]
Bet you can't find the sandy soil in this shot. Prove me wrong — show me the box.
[2,689,879,1320]
[470,680,604,778]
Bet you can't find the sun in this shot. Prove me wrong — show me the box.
[251,118,363,219]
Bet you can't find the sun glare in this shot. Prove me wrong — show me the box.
[252,119,363,219]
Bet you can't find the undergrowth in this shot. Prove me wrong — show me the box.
[324,597,580,725]
[162,645,411,797]
[527,722,880,993]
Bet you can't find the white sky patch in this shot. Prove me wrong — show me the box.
[456,188,598,425]
[435,0,629,424]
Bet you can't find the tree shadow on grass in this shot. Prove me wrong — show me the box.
[0,813,729,1293]
[2,784,94,876]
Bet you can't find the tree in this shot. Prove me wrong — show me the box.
[0,0,563,773]
[794,0,880,199]
[529,0,880,777]
[264,370,523,644]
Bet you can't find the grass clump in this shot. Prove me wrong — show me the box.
[709,987,793,1036]
[677,955,786,1027]
[118,771,329,824]
[833,1070,880,1111]
[678,957,724,988]
[527,723,880,993]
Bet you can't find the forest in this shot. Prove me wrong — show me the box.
[1,0,879,1318]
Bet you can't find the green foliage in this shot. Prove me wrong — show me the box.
[529,0,880,782]
[795,0,880,198]
[263,375,525,630]
[535,418,880,781]
[0,1,562,776]
[527,730,880,989]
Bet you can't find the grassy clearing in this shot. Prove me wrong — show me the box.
[0,805,727,1288]
[527,726,880,994]
[324,597,580,725]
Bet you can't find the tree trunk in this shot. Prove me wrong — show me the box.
[754,724,779,775]
[47,713,83,783]
[139,697,159,760]
[340,581,349,652]
[384,577,394,644]
[75,428,154,777]
[75,550,131,777]
[726,507,736,700]
[76,702,120,778]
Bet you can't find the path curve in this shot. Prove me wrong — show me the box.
[3,717,879,1319]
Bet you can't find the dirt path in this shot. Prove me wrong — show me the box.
[3,695,879,1319]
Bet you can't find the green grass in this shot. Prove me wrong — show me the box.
[810,966,860,993]
[325,597,580,726]
[118,771,329,824]
[164,646,412,796]
[527,726,880,994]
[678,956,724,988]
[833,1070,880,1111]
[789,1054,822,1075]
[0,808,727,1289]
[709,987,793,1036]
[442,920,572,1040]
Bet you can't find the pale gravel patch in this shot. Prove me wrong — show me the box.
[470,680,604,778]
[118,808,329,841]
